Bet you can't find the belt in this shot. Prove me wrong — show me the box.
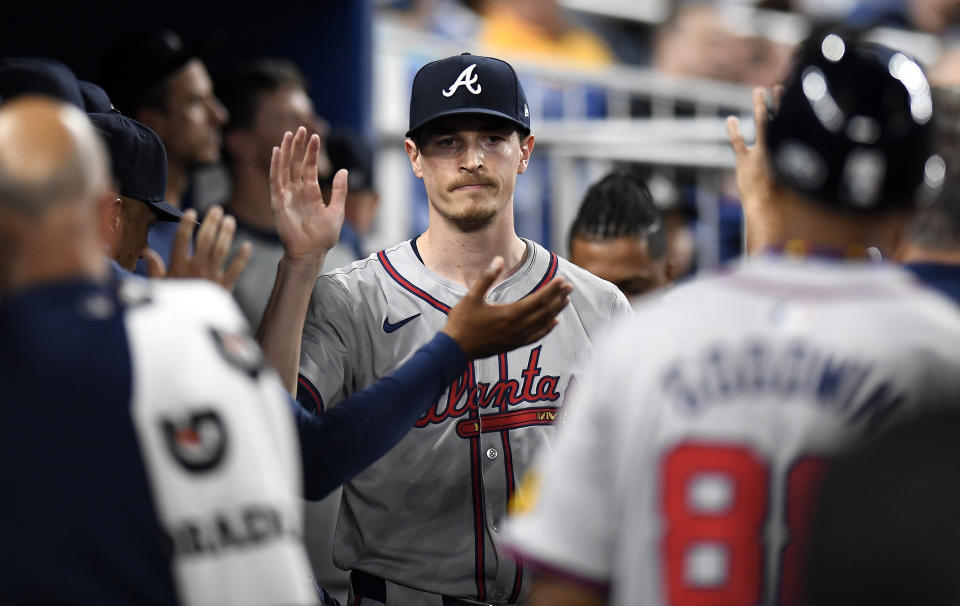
[350,570,494,606]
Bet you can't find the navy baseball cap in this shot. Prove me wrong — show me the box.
[79,80,114,113]
[88,112,183,222]
[98,27,195,115]
[406,53,530,138]
[0,57,84,109]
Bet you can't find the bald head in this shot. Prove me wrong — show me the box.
[0,97,112,291]
[0,96,109,215]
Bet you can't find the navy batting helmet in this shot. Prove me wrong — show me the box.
[768,27,937,211]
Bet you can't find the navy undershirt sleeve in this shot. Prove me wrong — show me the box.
[287,332,467,500]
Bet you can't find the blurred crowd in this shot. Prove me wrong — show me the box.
[381,0,960,277]
[381,0,960,84]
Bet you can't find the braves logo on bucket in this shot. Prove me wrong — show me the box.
[442,64,482,97]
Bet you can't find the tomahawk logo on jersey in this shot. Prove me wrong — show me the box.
[296,238,630,601]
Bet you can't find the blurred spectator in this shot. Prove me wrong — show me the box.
[793,0,861,19]
[847,0,960,34]
[896,85,960,304]
[471,0,616,67]
[567,171,673,303]
[654,2,752,82]
[216,57,331,328]
[379,0,483,40]
[99,27,229,271]
[320,131,380,273]
[928,42,960,85]
[654,2,792,86]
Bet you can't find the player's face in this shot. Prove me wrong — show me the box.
[570,235,670,302]
[112,196,159,271]
[250,85,331,177]
[155,60,228,168]
[405,115,534,233]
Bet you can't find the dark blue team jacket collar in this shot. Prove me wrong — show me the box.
[903,262,960,306]
[1,278,115,317]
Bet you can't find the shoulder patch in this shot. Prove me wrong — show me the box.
[210,328,265,378]
[160,409,228,473]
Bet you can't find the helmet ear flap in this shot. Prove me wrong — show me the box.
[767,25,934,212]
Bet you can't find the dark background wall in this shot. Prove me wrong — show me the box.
[1,1,373,137]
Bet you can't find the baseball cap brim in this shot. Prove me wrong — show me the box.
[405,107,529,139]
[147,199,185,223]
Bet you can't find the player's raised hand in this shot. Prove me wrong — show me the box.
[726,86,785,253]
[442,256,573,360]
[145,206,252,291]
[269,126,346,263]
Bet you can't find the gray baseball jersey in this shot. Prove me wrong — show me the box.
[503,256,960,606]
[296,237,631,603]
[229,221,286,328]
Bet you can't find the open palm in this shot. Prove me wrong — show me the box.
[269,126,347,261]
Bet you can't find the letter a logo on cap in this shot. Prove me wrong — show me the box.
[442,64,482,97]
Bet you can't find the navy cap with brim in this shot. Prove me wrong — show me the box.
[148,199,184,222]
[406,107,530,138]
[78,80,114,113]
[88,112,183,223]
[0,58,84,109]
[406,53,530,139]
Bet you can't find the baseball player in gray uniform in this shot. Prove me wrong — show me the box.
[258,53,631,605]
[502,28,960,606]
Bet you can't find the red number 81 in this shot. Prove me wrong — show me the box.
[662,443,828,606]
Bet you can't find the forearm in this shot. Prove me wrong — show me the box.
[257,254,324,393]
[291,333,467,500]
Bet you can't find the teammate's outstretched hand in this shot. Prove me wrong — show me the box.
[442,257,573,360]
[726,86,784,253]
[270,126,346,262]
[144,206,252,291]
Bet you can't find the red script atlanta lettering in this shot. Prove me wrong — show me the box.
[415,347,561,429]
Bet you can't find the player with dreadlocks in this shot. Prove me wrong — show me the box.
[567,171,673,302]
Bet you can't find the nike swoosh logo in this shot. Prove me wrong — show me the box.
[382,313,421,333]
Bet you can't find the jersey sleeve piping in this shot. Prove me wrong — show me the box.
[296,374,324,415]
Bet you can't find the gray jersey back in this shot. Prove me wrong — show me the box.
[298,238,630,600]
[504,257,960,606]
